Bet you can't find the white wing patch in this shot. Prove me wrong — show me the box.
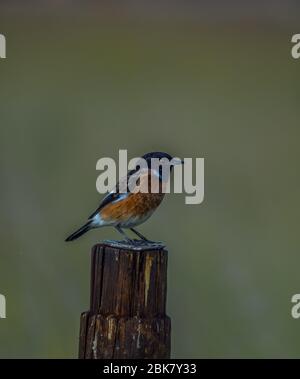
[91,213,103,227]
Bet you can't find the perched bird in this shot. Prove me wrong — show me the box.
[65,152,183,244]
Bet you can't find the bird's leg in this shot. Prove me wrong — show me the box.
[130,228,156,244]
[130,228,148,241]
[115,226,135,244]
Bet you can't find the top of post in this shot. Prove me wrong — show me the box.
[100,239,166,252]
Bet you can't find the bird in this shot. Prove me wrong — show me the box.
[65,151,183,244]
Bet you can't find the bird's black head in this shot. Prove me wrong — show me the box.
[140,152,183,180]
[142,151,173,163]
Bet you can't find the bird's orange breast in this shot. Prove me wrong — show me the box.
[100,192,164,222]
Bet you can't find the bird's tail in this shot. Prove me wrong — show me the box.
[65,220,93,242]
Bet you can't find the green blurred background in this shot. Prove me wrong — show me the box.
[0,1,300,358]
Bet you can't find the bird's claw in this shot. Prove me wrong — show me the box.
[127,239,156,246]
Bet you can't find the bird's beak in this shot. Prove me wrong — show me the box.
[172,158,184,165]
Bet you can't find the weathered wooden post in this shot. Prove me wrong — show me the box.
[78,242,171,359]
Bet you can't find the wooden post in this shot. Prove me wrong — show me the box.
[78,242,171,359]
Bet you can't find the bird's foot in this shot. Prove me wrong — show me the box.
[131,239,165,249]
[140,238,159,245]
[127,239,155,246]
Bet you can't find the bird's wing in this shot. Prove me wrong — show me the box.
[88,168,140,220]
